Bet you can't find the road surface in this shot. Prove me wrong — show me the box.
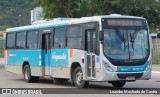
[0,61,160,97]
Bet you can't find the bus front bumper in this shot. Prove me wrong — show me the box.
[98,68,151,81]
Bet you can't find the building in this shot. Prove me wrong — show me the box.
[31,7,43,24]
[0,31,4,37]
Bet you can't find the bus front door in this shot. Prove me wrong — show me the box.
[86,30,97,79]
[42,33,51,76]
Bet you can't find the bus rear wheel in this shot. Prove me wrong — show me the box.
[23,65,39,83]
[73,66,89,88]
[110,81,126,88]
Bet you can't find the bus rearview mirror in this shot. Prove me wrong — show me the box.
[99,31,104,41]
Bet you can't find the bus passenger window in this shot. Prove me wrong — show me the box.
[54,28,65,48]
[27,31,38,49]
[16,32,26,49]
[6,33,15,49]
[66,26,82,48]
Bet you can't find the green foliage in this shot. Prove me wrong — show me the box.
[0,0,34,27]
[33,0,79,18]
[33,0,160,32]
[152,51,160,64]
[0,25,10,31]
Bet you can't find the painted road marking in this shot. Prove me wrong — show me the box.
[0,60,4,62]
[152,71,160,74]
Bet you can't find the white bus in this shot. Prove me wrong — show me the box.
[5,14,151,88]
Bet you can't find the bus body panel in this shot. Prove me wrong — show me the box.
[50,49,70,78]
[5,15,152,83]
[26,50,43,76]
[6,50,23,74]
[6,65,22,74]
[14,50,26,67]
[6,50,15,66]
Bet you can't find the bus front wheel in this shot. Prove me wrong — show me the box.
[73,66,89,88]
[23,65,39,83]
[110,81,126,88]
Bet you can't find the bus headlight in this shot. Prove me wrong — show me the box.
[103,62,114,72]
[145,64,151,71]
[145,61,151,71]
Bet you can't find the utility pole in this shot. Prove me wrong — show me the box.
[19,14,22,26]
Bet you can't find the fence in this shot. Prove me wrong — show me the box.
[151,37,160,64]
[0,37,4,57]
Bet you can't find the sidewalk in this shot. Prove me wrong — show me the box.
[152,64,160,71]
[0,57,4,64]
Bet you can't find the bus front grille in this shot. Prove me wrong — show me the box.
[117,73,143,79]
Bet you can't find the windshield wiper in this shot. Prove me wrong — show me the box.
[130,27,140,50]
[114,27,126,42]
[130,27,140,43]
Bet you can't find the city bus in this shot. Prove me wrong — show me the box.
[5,14,151,88]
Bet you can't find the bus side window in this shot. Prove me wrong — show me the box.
[6,33,15,49]
[16,32,26,49]
[27,31,38,49]
[66,25,82,49]
[54,28,66,48]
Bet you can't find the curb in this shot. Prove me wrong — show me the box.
[152,71,160,74]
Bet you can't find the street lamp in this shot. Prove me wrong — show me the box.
[19,14,21,26]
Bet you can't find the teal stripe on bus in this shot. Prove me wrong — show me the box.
[7,23,70,32]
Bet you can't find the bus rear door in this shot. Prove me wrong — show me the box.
[41,29,52,76]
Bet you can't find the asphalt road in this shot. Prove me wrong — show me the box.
[0,63,160,97]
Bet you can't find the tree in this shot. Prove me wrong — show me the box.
[116,0,160,32]
[33,0,80,18]
[33,0,160,33]
[0,0,34,27]
[33,0,120,18]
[0,25,10,31]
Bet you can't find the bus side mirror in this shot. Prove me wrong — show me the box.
[99,31,104,41]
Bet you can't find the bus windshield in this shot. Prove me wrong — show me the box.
[103,27,149,60]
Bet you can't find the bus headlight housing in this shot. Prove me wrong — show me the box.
[145,61,151,71]
[103,62,114,72]
[145,63,151,71]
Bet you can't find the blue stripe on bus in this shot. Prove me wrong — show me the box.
[116,61,149,72]
[7,50,41,66]
[7,23,70,32]
[6,49,69,67]
[7,49,149,72]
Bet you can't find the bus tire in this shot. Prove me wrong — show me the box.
[23,65,39,83]
[111,81,126,88]
[73,66,89,88]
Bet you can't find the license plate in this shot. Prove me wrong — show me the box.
[126,76,135,80]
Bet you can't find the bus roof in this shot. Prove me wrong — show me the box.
[6,14,145,32]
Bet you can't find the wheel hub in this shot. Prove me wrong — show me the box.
[25,69,29,80]
[76,71,83,84]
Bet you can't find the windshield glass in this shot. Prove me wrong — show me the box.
[103,28,149,60]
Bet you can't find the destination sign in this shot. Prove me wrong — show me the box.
[102,18,146,27]
[107,19,143,26]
